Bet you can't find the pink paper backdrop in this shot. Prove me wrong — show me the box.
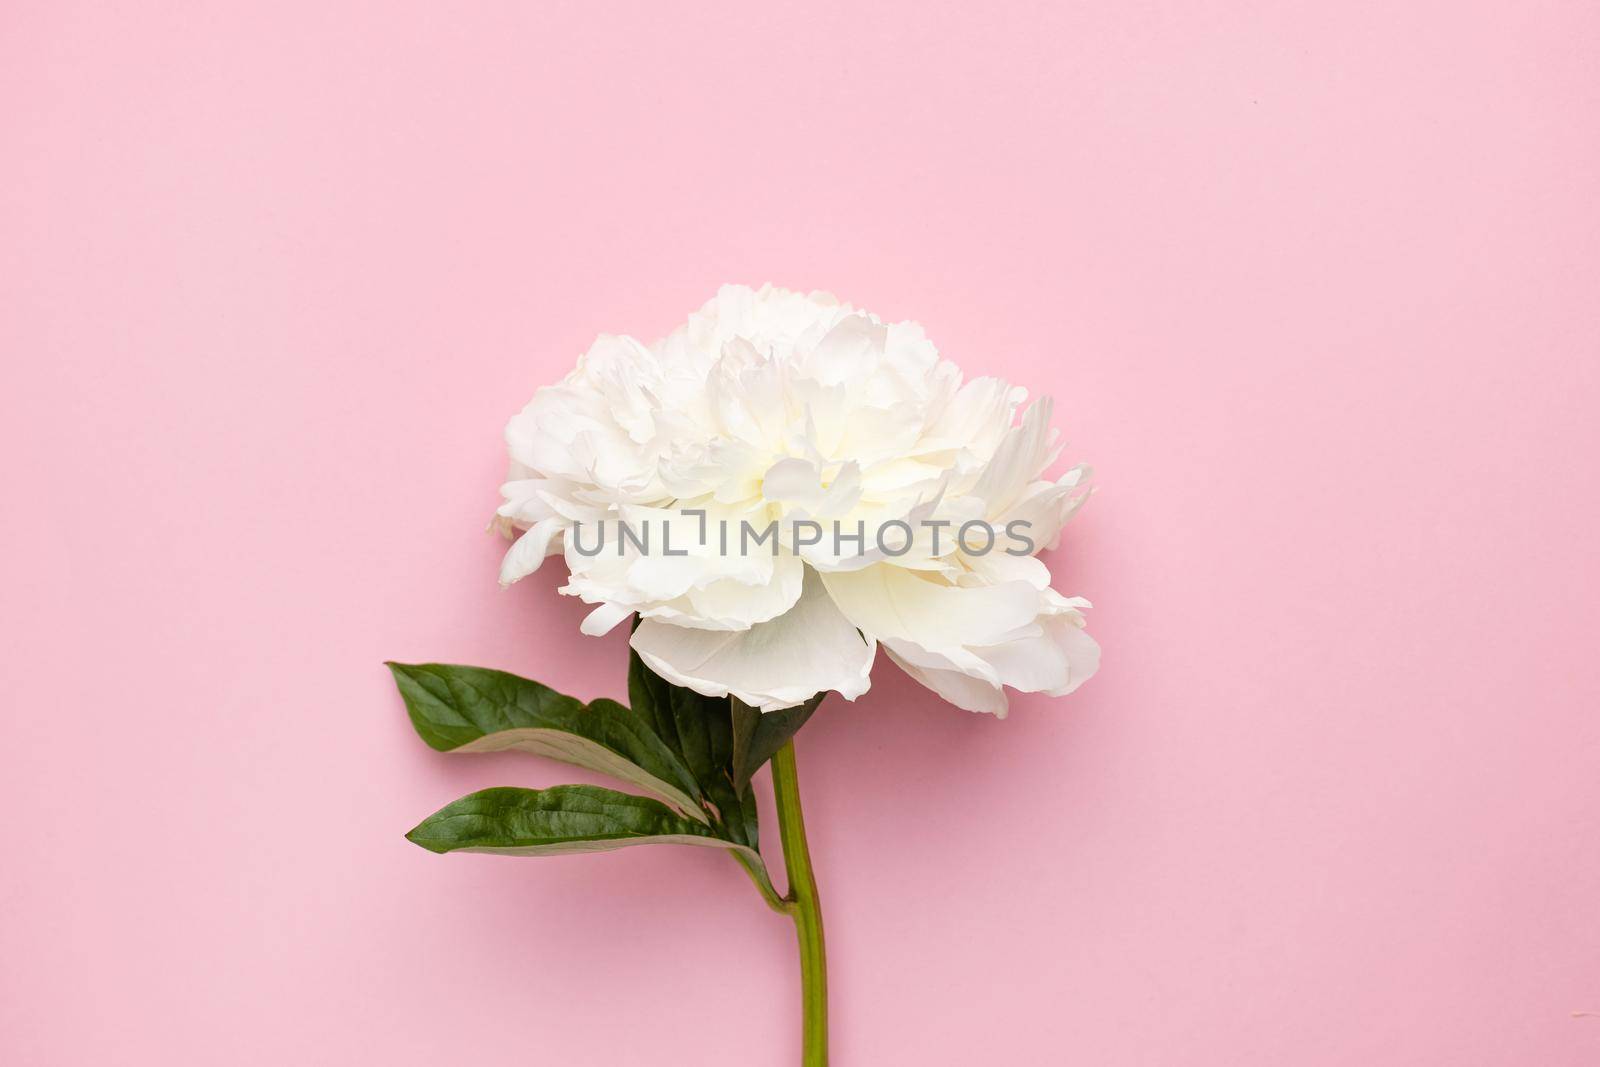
[3,2,1597,1064]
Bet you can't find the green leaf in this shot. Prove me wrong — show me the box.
[387,662,705,823]
[729,698,759,794]
[729,693,826,796]
[626,647,759,847]
[393,651,822,909]
[406,785,766,873]
[627,640,679,755]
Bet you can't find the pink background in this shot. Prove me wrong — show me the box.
[3,2,1598,1064]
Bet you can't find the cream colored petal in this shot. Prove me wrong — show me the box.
[498,518,565,586]
[884,644,1009,716]
[821,564,1039,650]
[630,569,875,711]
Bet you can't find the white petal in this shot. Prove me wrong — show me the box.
[1043,615,1100,696]
[821,564,1039,650]
[976,630,1072,694]
[963,552,1052,589]
[679,552,804,630]
[763,457,824,504]
[884,644,1009,716]
[925,377,1026,459]
[888,598,1100,711]
[807,313,885,386]
[969,398,1059,514]
[498,518,564,586]
[630,569,875,711]
[579,601,634,637]
[1000,466,1092,549]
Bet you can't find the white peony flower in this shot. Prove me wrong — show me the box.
[496,284,1099,715]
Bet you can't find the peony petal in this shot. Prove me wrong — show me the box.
[883,644,1009,716]
[579,601,634,637]
[968,398,1059,514]
[1043,615,1100,696]
[498,518,564,586]
[762,457,824,504]
[679,552,804,630]
[821,564,1039,650]
[963,551,1053,588]
[630,569,875,711]
[808,313,886,386]
[885,597,1100,712]
[976,631,1072,695]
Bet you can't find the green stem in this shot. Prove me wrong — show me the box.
[771,738,828,1065]
[734,849,790,914]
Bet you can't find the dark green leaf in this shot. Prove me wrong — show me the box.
[624,647,760,847]
[406,784,764,871]
[626,637,679,755]
[729,698,760,795]
[730,693,827,796]
[386,662,704,822]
